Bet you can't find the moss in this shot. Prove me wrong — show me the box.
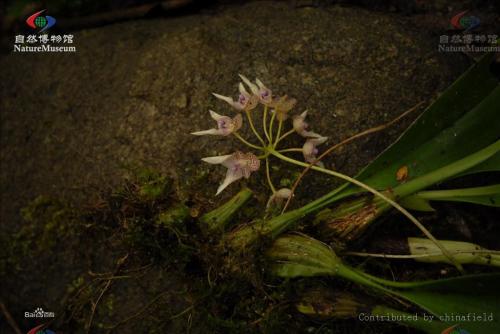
[0,168,423,334]
[156,203,190,229]
[6,196,80,262]
[135,168,173,201]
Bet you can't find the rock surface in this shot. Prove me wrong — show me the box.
[0,1,467,232]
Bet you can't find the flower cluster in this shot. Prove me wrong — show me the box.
[192,75,328,207]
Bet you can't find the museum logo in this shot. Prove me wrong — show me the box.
[450,11,480,32]
[12,9,76,53]
[441,324,471,334]
[27,323,56,334]
[26,9,57,33]
[437,11,498,53]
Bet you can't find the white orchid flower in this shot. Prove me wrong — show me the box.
[202,151,260,195]
[212,83,258,112]
[302,136,328,167]
[266,188,292,208]
[293,110,322,138]
[239,75,274,105]
[191,110,242,136]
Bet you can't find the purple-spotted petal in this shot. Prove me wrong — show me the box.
[245,152,260,172]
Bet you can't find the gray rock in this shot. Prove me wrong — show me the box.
[0,2,467,230]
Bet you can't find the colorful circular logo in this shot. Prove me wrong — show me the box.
[450,11,480,31]
[441,325,471,334]
[26,9,56,32]
[27,324,56,334]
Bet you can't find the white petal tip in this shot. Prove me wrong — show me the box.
[216,183,228,195]
[191,129,219,136]
[201,155,232,164]
[209,109,221,119]
[213,92,228,99]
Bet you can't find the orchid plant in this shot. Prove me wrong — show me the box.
[192,75,472,272]
[192,75,329,202]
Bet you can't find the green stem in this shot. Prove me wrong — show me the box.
[233,132,263,150]
[269,149,465,273]
[274,119,283,146]
[348,266,445,289]
[266,157,276,193]
[278,148,303,153]
[245,110,266,146]
[274,129,295,147]
[336,264,400,296]
[263,105,270,142]
[268,110,276,142]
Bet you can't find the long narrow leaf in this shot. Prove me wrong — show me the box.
[401,184,500,211]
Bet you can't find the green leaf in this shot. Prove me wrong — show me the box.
[315,53,499,206]
[354,53,499,191]
[269,234,500,334]
[399,196,435,212]
[401,184,500,211]
[455,152,500,177]
[386,274,500,334]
